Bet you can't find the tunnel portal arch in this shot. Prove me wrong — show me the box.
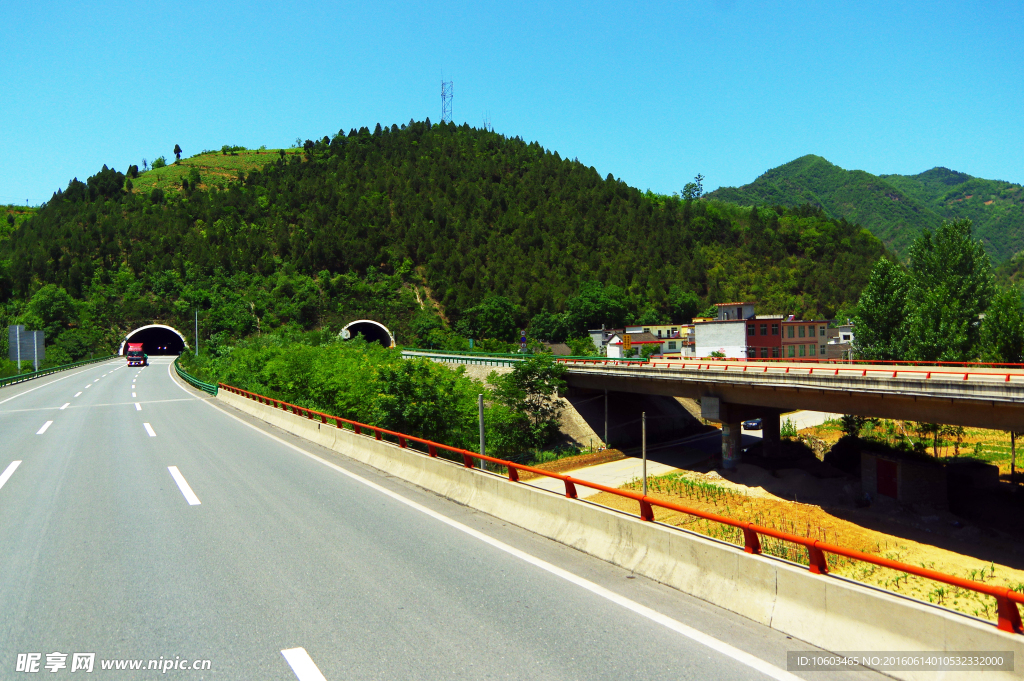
[340,320,395,348]
[118,324,189,356]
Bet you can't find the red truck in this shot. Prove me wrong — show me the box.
[126,343,148,367]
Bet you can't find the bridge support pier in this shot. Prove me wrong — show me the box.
[702,397,784,468]
[721,421,742,470]
[761,411,781,458]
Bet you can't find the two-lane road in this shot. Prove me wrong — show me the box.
[0,357,881,679]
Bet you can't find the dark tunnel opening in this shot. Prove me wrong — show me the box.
[345,322,392,347]
[124,327,186,356]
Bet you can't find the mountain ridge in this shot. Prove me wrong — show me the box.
[708,155,1024,262]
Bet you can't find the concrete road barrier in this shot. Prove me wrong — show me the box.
[218,389,1024,680]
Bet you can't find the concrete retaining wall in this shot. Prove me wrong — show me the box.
[218,389,1024,680]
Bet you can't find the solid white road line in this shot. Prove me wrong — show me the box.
[167,466,201,505]
[143,422,156,437]
[135,403,142,411]
[280,648,327,681]
[36,421,53,435]
[60,403,70,410]
[169,366,799,681]
[0,461,22,492]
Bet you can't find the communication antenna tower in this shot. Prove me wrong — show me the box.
[441,79,453,123]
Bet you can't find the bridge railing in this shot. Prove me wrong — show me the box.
[401,347,649,365]
[0,355,115,389]
[174,358,218,395]
[559,358,1024,384]
[219,381,1023,634]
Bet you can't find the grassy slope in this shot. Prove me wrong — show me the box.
[1,205,37,242]
[130,149,300,196]
[710,155,1024,262]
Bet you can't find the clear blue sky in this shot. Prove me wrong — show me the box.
[2,0,1021,205]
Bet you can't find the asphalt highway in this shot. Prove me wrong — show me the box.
[0,358,885,680]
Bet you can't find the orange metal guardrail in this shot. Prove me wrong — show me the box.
[218,382,1024,634]
[556,358,1024,384]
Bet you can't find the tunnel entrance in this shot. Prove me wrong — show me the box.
[340,320,394,348]
[119,324,188,356]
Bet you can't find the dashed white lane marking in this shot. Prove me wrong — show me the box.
[143,422,156,437]
[135,403,142,411]
[59,403,70,410]
[93,379,99,383]
[85,385,91,389]
[0,460,23,492]
[0,360,119,406]
[167,466,200,505]
[74,392,82,397]
[170,368,799,681]
[36,421,53,435]
[132,392,137,398]
[280,648,327,681]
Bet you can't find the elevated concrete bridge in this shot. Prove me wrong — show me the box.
[403,350,1024,466]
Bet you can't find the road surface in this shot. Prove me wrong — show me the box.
[0,358,883,679]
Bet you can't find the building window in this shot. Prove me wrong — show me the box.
[787,326,794,338]
[799,345,806,357]
[668,341,676,350]
[657,330,662,338]
[736,307,743,319]
[788,345,795,358]
[644,328,650,335]
[842,334,850,341]
[760,347,768,358]
[772,323,779,335]
[772,347,779,358]
[819,325,826,337]
[747,324,755,336]
[820,345,826,355]
[798,326,806,338]
[809,343,816,356]
[760,323,767,335]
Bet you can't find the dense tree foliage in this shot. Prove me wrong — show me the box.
[1,121,885,360]
[855,218,1009,362]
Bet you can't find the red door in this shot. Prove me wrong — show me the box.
[877,459,898,498]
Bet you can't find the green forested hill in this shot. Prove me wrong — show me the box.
[0,122,886,361]
[709,155,1024,262]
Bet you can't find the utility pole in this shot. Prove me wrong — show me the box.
[478,394,486,470]
[642,412,648,496]
[604,390,609,448]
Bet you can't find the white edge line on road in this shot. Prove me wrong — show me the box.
[36,420,53,435]
[144,422,156,437]
[135,403,142,411]
[0,360,119,406]
[60,403,70,410]
[169,364,798,681]
[280,648,327,681]
[167,466,201,505]
[0,460,22,491]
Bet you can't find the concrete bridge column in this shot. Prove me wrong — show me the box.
[761,411,781,458]
[721,421,742,470]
